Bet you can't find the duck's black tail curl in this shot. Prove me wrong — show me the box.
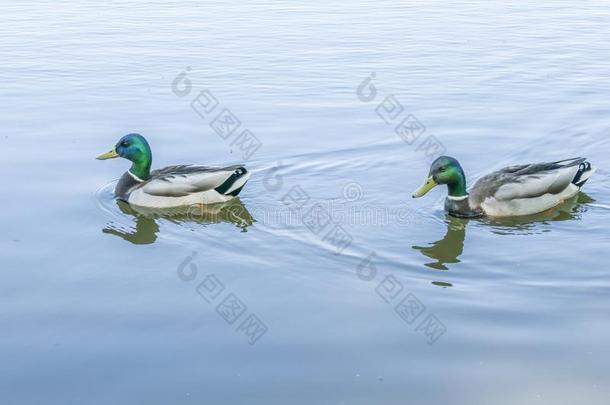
[215,167,250,196]
[572,160,595,188]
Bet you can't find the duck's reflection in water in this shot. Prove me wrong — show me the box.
[413,192,593,273]
[413,215,467,271]
[103,199,254,245]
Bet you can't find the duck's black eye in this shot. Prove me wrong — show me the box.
[121,141,129,147]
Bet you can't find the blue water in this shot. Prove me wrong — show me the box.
[1,1,610,404]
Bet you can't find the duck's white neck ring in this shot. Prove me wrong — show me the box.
[128,170,145,183]
[448,194,469,201]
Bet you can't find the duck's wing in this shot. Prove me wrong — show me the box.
[142,165,247,197]
[471,157,586,203]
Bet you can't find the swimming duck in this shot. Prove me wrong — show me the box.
[412,156,595,218]
[97,133,250,208]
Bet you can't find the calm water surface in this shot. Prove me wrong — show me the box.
[2,1,610,404]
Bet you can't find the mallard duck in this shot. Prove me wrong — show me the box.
[97,133,250,208]
[412,156,595,218]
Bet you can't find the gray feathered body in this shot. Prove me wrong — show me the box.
[115,164,250,208]
[450,158,595,217]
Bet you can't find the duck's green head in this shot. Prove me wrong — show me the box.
[97,133,152,180]
[412,156,467,198]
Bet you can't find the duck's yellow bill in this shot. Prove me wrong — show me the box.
[412,176,437,198]
[96,148,119,160]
